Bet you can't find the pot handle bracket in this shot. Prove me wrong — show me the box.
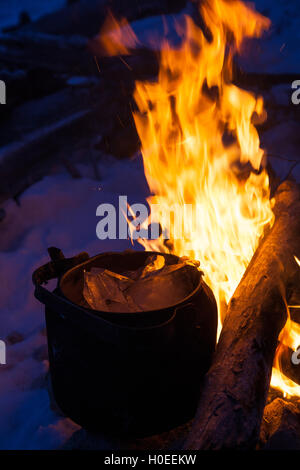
[32,247,89,286]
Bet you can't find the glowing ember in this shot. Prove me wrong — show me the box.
[99,1,300,397]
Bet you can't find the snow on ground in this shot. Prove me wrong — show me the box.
[239,0,300,74]
[0,155,148,449]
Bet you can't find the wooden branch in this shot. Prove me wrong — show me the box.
[184,181,300,450]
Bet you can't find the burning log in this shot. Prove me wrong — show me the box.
[184,180,300,450]
[260,397,300,450]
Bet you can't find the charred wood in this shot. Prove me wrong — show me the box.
[260,397,300,450]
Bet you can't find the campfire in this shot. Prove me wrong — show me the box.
[31,0,300,450]
[96,0,300,449]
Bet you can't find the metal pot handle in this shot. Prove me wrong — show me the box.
[35,282,178,346]
[32,247,89,286]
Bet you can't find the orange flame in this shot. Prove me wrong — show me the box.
[271,257,300,397]
[99,1,300,397]
[97,10,139,56]
[132,0,273,335]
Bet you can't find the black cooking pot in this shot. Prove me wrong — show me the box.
[33,248,217,436]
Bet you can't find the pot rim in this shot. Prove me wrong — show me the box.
[59,250,204,317]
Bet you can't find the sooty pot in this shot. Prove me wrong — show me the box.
[33,249,217,436]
